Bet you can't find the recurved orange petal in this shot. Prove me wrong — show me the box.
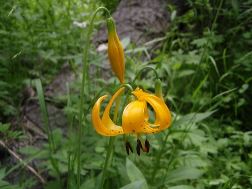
[102,87,125,134]
[132,88,171,131]
[91,88,125,136]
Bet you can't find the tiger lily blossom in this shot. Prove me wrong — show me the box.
[92,87,172,155]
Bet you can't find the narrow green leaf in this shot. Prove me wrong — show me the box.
[35,79,60,175]
[35,79,53,145]
[209,55,220,77]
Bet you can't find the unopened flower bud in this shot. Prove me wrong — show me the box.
[107,17,125,83]
[155,79,164,101]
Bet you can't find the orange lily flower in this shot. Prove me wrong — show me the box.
[92,87,171,136]
[92,87,172,154]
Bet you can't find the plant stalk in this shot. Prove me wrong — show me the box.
[76,7,110,189]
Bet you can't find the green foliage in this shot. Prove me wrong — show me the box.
[1,0,252,189]
[0,123,23,140]
[123,158,148,189]
[0,0,95,119]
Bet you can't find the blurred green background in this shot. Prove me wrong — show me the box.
[0,0,252,189]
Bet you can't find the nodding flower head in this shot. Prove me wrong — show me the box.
[91,87,172,155]
[107,17,125,83]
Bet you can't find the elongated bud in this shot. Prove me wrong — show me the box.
[107,17,125,83]
[155,79,164,100]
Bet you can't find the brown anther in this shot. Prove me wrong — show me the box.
[144,139,150,153]
[136,142,141,156]
[125,141,133,155]
[136,139,144,156]
[137,139,143,150]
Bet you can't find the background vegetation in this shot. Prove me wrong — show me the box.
[0,0,251,189]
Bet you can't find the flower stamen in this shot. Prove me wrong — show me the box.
[125,141,133,155]
[144,139,150,153]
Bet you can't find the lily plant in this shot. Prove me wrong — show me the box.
[78,6,172,189]
[91,9,172,155]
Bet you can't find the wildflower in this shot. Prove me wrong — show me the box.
[107,17,125,83]
[92,87,172,155]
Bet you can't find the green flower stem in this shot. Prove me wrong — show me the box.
[100,95,121,188]
[133,66,159,83]
[76,6,110,189]
[100,137,115,188]
[119,83,133,92]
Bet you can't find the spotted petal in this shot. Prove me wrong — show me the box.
[91,88,125,136]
